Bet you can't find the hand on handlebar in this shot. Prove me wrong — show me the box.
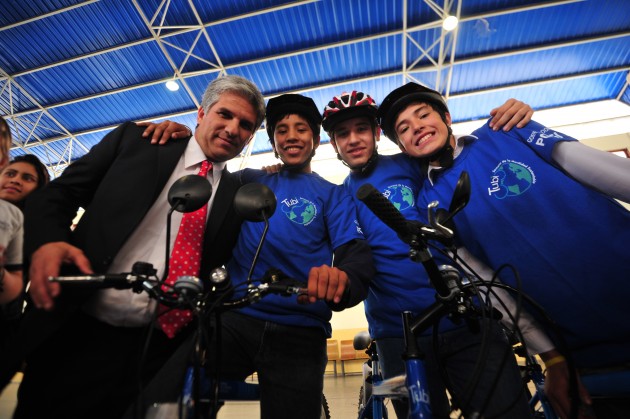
[299,265,348,305]
[29,242,93,310]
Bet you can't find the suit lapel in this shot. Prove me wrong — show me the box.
[153,138,190,203]
[204,167,240,245]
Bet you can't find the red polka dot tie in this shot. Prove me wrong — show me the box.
[158,160,212,338]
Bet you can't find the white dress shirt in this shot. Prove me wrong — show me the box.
[83,138,225,327]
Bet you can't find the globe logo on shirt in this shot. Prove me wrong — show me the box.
[382,184,414,211]
[488,160,535,199]
[281,197,317,226]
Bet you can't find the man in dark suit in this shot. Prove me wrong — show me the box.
[14,75,266,419]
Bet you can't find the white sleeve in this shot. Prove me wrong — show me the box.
[5,221,23,267]
[0,202,24,267]
[552,141,630,204]
[454,247,555,355]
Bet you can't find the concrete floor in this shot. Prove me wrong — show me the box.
[0,372,396,418]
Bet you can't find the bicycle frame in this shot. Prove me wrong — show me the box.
[527,365,557,419]
[368,313,433,419]
[357,335,388,419]
[357,172,526,419]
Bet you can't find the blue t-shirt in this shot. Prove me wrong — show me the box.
[418,120,630,368]
[227,169,364,336]
[344,154,460,339]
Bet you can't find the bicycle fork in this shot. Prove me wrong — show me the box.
[402,311,432,419]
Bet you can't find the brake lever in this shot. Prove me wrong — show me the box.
[427,200,454,239]
[261,268,308,296]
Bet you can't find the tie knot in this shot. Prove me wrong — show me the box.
[198,160,212,177]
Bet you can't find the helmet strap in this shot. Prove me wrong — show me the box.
[280,149,316,173]
[426,126,455,169]
[338,139,379,174]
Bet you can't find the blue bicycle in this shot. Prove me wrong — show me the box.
[356,330,559,419]
[356,173,472,419]
[355,331,390,419]
[356,171,560,419]
[356,169,630,418]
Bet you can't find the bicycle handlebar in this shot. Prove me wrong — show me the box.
[356,183,454,246]
[355,183,415,242]
[48,266,308,310]
[47,273,143,287]
[356,182,459,299]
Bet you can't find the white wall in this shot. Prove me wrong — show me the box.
[330,303,368,330]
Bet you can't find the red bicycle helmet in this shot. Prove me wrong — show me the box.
[322,91,378,133]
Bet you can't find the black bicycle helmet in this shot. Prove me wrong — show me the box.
[322,91,378,133]
[379,83,455,168]
[265,94,322,142]
[378,82,449,143]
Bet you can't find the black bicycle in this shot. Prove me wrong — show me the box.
[51,180,331,419]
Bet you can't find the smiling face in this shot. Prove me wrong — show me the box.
[272,114,320,172]
[330,116,379,171]
[0,161,40,203]
[394,102,453,160]
[194,92,257,162]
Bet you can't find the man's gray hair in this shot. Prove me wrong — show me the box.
[200,75,266,130]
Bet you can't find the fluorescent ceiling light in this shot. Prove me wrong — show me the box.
[165,80,180,91]
[443,16,458,31]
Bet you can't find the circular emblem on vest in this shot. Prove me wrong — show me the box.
[383,184,414,211]
[281,197,318,225]
[488,160,534,199]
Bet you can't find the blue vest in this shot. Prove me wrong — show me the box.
[228,169,364,336]
[419,120,630,368]
[344,154,461,339]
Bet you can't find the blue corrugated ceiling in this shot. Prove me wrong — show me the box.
[0,0,628,176]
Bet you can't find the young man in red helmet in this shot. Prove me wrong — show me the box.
[321,91,538,418]
[379,82,630,418]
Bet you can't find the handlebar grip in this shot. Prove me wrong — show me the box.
[356,183,414,244]
[48,274,134,287]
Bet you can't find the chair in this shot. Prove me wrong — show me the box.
[339,339,357,376]
[355,347,370,360]
[326,339,340,377]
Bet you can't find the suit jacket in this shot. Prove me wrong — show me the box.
[20,122,244,355]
